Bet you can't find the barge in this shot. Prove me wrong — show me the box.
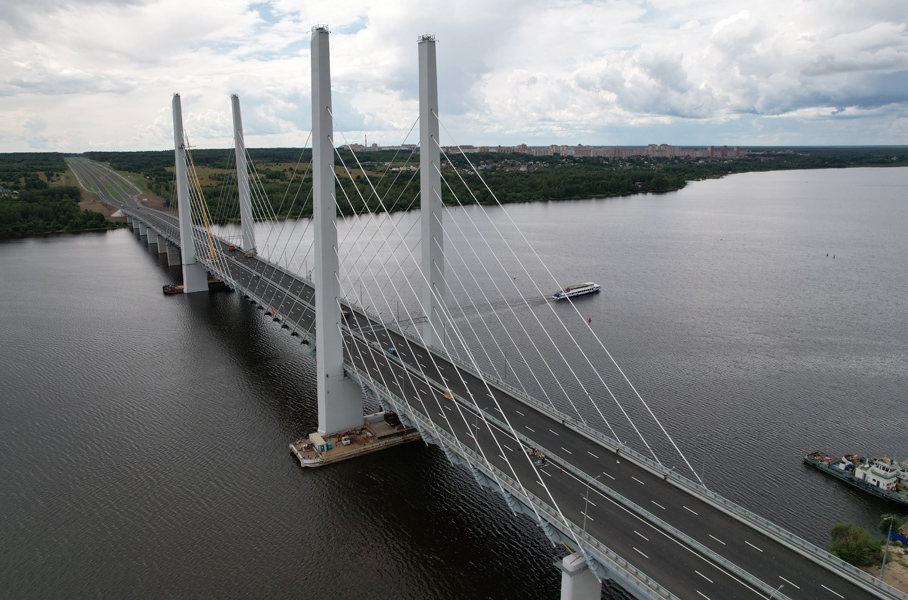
[804,452,908,507]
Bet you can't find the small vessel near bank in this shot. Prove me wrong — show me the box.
[804,452,908,507]
[551,282,601,301]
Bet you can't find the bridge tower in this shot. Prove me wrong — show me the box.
[418,34,446,351]
[171,93,209,294]
[311,25,364,435]
[230,95,257,254]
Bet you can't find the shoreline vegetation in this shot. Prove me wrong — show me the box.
[1,147,906,237]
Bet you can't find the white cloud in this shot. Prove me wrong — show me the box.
[0,0,906,151]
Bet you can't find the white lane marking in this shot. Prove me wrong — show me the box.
[580,511,593,521]
[586,500,596,507]
[695,571,713,583]
[542,470,552,477]
[709,534,725,545]
[499,454,506,461]
[515,410,525,416]
[633,547,648,559]
[503,444,514,452]
[632,476,645,485]
[745,541,763,553]
[821,584,844,598]
[438,413,445,419]
[684,506,699,516]
[696,592,712,600]
[651,501,666,510]
[588,451,599,459]
[561,447,573,455]
[549,429,560,436]
[634,531,648,541]
[444,405,453,411]
[525,426,535,432]
[779,576,800,589]
[602,471,615,480]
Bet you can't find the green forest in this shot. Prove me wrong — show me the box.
[1,146,906,238]
[0,186,122,238]
[80,146,908,224]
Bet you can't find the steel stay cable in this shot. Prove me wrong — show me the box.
[433,166,602,433]
[435,120,699,479]
[425,208,536,400]
[329,124,578,538]
[330,153,543,519]
[434,139,645,454]
[331,187,522,509]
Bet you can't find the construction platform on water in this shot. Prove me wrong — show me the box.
[290,411,421,467]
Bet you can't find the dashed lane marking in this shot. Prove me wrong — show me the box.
[561,447,572,454]
[515,410,525,416]
[581,511,593,521]
[503,444,514,452]
[632,476,645,485]
[651,501,666,510]
[633,547,648,559]
[549,429,560,436]
[602,471,615,480]
[684,506,699,516]
[821,585,844,598]
[779,576,800,590]
[525,426,535,432]
[745,541,763,553]
[709,534,725,545]
[696,592,712,600]
[588,451,599,459]
[695,571,713,584]
[634,531,648,541]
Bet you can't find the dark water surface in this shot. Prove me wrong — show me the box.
[2,167,906,599]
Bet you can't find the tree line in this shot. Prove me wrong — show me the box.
[0,186,124,238]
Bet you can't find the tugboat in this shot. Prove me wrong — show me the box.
[551,282,601,301]
[804,452,908,506]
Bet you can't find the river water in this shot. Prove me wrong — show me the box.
[2,167,906,599]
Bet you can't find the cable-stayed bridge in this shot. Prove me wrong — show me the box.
[69,28,907,600]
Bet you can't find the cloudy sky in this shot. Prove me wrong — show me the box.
[1,0,906,152]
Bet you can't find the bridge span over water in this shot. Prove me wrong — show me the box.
[69,27,906,600]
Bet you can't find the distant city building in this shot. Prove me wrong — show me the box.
[342,142,748,159]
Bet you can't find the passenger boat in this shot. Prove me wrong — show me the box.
[551,282,601,300]
[804,452,908,506]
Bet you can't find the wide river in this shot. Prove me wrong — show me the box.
[2,167,906,599]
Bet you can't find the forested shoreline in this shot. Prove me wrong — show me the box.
[80,146,908,223]
[1,147,906,237]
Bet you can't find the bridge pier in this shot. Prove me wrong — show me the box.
[231,95,257,254]
[146,230,157,248]
[557,555,601,600]
[166,243,181,266]
[172,93,209,294]
[418,34,446,351]
[156,234,167,254]
[126,215,133,229]
[311,25,363,435]
[137,221,148,237]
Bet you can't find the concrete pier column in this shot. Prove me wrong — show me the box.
[138,222,148,237]
[419,34,445,351]
[172,93,209,294]
[557,555,600,600]
[166,243,181,266]
[156,234,168,254]
[146,229,157,248]
[311,25,363,435]
[231,95,256,254]
[126,215,133,229]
